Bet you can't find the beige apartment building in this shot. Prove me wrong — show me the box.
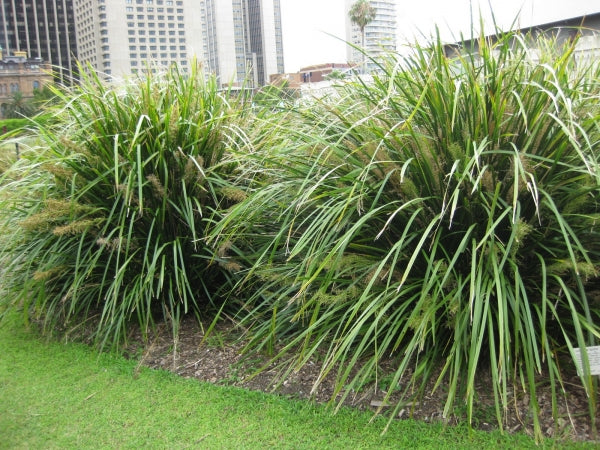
[73,0,202,78]
[72,0,283,86]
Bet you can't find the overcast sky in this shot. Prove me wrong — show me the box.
[280,0,599,72]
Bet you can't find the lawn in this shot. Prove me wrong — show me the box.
[0,313,561,449]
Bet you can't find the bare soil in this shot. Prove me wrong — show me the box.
[124,315,600,443]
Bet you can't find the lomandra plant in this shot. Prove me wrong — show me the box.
[0,63,251,348]
[213,30,600,438]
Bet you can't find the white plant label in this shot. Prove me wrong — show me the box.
[573,346,600,376]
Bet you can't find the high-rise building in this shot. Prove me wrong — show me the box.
[73,0,206,79]
[200,0,284,87]
[345,0,397,72]
[0,0,78,84]
[76,0,284,85]
[76,0,283,84]
[1,0,283,86]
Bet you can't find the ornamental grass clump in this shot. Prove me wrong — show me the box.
[212,30,600,438]
[0,63,251,348]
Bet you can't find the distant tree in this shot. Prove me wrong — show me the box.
[3,91,36,119]
[325,69,348,81]
[1,84,57,119]
[348,0,376,73]
[32,84,59,109]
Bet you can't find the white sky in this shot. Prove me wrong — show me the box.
[281,0,600,72]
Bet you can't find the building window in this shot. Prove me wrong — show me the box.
[33,80,40,90]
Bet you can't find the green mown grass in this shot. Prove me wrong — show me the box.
[0,313,555,449]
